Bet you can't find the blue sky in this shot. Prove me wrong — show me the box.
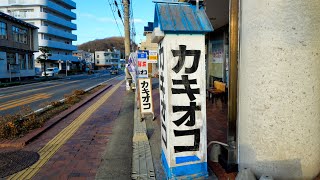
[73,0,155,45]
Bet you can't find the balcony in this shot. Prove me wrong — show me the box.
[57,0,76,9]
[38,26,77,41]
[16,12,76,30]
[6,0,76,19]
[39,39,77,51]
[47,1,76,19]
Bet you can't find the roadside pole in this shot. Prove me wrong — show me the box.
[123,0,131,61]
[9,64,11,82]
[123,0,132,90]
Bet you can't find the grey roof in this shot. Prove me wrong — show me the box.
[0,12,38,29]
[153,2,213,34]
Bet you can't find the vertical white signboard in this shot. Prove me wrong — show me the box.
[138,78,154,118]
[159,34,207,179]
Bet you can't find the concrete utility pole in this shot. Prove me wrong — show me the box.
[123,0,131,60]
[238,1,320,179]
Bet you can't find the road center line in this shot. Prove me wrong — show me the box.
[9,80,124,180]
[0,80,80,100]
[0,94,52,111]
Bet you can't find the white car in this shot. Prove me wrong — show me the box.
[42,67,60,77]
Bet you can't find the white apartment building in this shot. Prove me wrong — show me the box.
[0,0,78,71]
[95,49,121,70]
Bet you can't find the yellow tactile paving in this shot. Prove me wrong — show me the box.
[8,80,124,180]
[0,93,52,111]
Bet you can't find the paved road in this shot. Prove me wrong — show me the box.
[0,71,123,116]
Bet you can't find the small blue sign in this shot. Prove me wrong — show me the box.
[137,52,147,59]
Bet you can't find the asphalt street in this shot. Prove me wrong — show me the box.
[0,71,123,116]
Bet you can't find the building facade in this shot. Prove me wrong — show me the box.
[95,49,121,70]
[140,22,159,77]
[0,0,78,71]
[72,50,94,71]
[0,12,38,81]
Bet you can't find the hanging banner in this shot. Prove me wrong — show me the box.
[148,50,158,63]
[127,52,137,83]
[212,40,224,63]
[137,52,148,78]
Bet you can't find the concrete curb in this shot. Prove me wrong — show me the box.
[131,90,156,180]
[0,78,118,148]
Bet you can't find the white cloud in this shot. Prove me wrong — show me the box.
[78,12,121,24]
[133,18,146,24]
[78,12,95,18]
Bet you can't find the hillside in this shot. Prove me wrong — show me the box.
[77,36,125,55]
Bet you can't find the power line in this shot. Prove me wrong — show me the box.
[107,0,123,37]
[114,0,124,25]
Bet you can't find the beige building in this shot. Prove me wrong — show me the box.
[139,22,158,77]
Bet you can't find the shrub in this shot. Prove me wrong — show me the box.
[73,90,85,96]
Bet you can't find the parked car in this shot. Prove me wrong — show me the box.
[42,67,60,77]
[110,67,119,75]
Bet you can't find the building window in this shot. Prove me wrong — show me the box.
[97,55,100,58]
[7,53,16,70]
[28,54,34,69]
[12,26,28,44]
[19,54,26,70]
[0,21,7,39]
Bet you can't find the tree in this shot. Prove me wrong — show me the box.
[36,47,51,78]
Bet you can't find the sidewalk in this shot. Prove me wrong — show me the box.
[0,77,133,179]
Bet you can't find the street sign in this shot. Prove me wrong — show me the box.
[137,52,147,59]
[137,52,148,78]
[148,50,158,63]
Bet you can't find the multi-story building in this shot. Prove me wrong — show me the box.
[95,49,121,70]
[72,50,94,71]
[140,22,158,51]
[0,12,38,82]
[0,0,78,71]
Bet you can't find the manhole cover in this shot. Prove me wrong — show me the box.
[0,151,39,178]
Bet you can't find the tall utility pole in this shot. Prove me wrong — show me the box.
[123,0,131,60]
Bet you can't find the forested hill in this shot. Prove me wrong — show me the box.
[77,37,125,54]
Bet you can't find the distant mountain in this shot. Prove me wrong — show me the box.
[77,36,125,57]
